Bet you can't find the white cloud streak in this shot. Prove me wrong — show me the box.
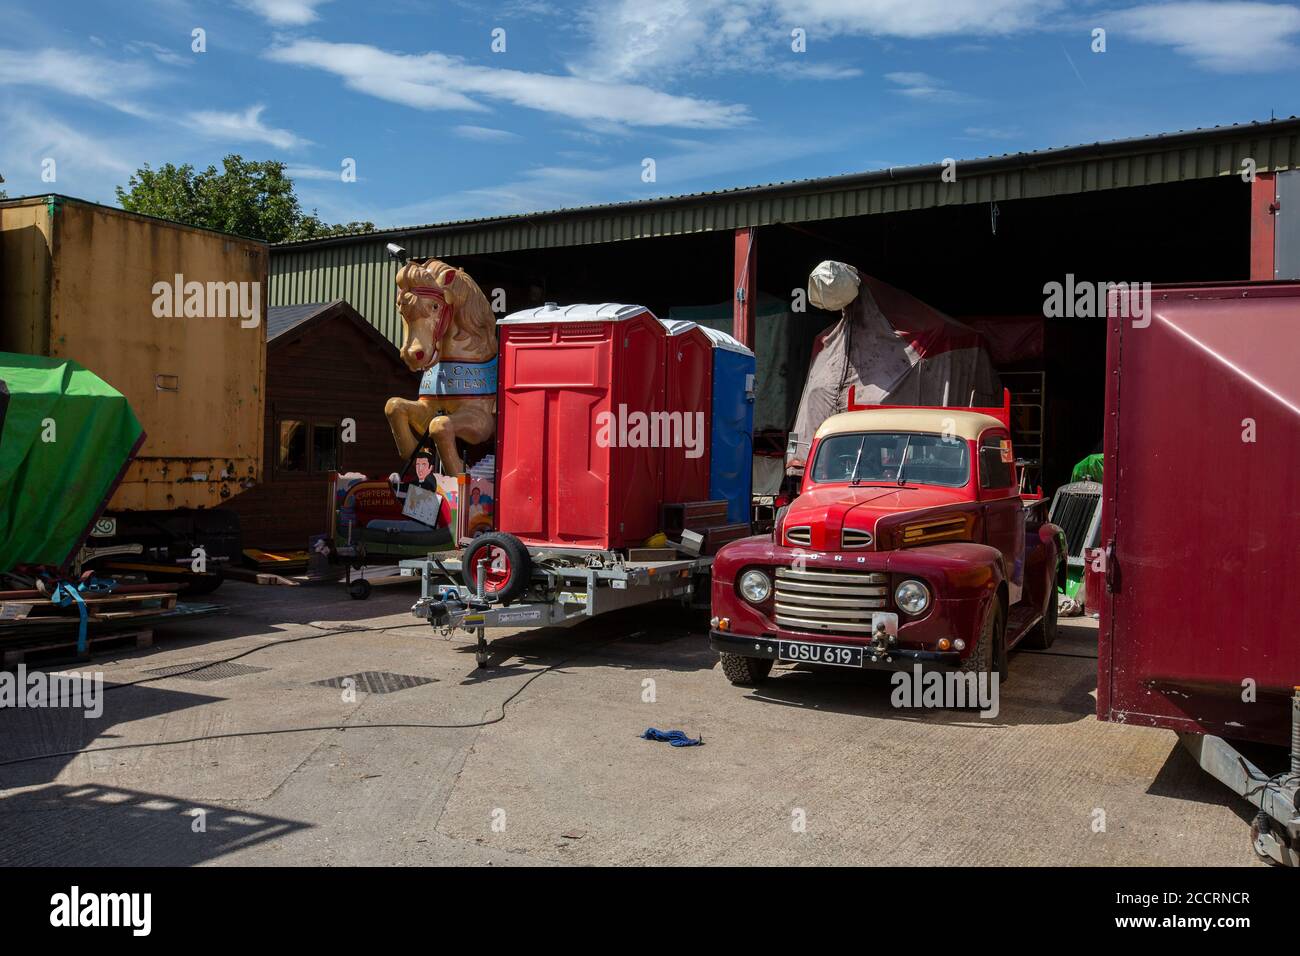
[265,39,750,128]
[237,0,332,25]
[0,47,157,116]
[183,104,309,149]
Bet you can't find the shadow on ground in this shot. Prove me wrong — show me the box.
[0,682,221,790]
[0,783,310,865]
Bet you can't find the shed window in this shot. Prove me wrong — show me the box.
[276,417,343,477]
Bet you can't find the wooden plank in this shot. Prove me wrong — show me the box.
[2,628,154,665]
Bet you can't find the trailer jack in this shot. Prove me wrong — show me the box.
[1178,688,1300,867]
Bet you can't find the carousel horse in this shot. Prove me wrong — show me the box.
[384,258,498,476]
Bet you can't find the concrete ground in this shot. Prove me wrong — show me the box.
[0,579,1262,866]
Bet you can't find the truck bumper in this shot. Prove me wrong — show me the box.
[709,630,962,670]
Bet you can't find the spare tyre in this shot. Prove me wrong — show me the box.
[461,532,531,605]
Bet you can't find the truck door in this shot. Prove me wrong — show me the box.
[978,429,1024,604]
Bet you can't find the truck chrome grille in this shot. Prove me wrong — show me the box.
[841,527,873,549]
[784,526,811,546]
[774,567,887,633]
[1048,480,1102,568]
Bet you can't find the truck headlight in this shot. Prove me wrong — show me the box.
[894,579,930,615]
[738,569,772,604]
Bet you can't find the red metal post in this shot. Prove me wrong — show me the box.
[1250,172,1277,280]
[733,227,756,349]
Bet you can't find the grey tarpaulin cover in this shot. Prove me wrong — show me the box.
[789,263,1002,469]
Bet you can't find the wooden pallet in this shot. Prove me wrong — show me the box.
[1,628,153,666]
[0,591,177,626]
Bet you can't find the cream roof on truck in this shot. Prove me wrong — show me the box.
[815,408,1006,441]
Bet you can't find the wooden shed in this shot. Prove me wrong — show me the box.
[221,300,416,551]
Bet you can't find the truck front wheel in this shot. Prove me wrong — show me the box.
[959,600,1005,680]
[1022,582,1059,650]
[720,653,773,686]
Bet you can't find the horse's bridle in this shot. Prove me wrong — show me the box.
[408,285,456,366]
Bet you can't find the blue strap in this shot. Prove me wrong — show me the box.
[51,583,90,655]
[641,727,703,747]
[49,577,117,655]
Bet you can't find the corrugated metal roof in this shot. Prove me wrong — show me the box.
[270,117,1300,343]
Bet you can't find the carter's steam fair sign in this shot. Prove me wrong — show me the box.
[419,358,498,397]
[151,274,261,328]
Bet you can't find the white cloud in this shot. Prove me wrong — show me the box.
[884,71,968,101]
[453,125,522,142]
[571,0,1060,83]
[183,104,309,149]
[285,164,344,181]
[0,105,141,200]
[0,47,156,116]
[125,40,190,66]
[266,40,750,128]
[571,0,771,82]
[1107,2,1300,72]
[779,0,1060,37]
[238,0,332,25]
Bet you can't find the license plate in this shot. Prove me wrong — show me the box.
[778,640,863,668]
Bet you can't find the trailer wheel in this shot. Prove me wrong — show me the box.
[349,579,372,600]
[462,532,531,605]
[720,653,773,686]
[1022,580,1059,650]
[1249,812,1285,866]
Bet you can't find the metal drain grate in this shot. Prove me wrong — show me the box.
[143,661,271,682]
[311,671,438,694]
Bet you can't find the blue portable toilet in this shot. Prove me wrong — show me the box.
[699,327,755,524]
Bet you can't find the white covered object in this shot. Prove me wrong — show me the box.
[808,260,861,312]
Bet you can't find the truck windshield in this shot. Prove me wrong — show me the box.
[810,432,970,488]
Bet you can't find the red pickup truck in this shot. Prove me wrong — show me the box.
[710,399,1065,686]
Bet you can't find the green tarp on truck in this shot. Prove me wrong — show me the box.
[0,353,144,572]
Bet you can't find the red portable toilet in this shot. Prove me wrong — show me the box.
[658,319,712,505]
[496,303,666,550]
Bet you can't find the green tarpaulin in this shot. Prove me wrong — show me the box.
[0,353,144,572]
[1071,453,1104,483]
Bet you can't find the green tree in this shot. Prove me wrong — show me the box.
[115,155,374,242]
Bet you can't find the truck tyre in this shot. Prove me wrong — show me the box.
[720,652,773,686]
[959,600,1005,680]
[461,532,531,605]
[1022,582,1059,650]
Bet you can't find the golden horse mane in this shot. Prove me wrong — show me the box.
[395,258,497,359]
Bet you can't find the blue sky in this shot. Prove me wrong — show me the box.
[2,0,1299,230]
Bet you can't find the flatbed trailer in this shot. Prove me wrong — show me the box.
[405,549,712,667]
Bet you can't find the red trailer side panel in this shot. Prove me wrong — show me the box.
[1098,282,1300,746]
